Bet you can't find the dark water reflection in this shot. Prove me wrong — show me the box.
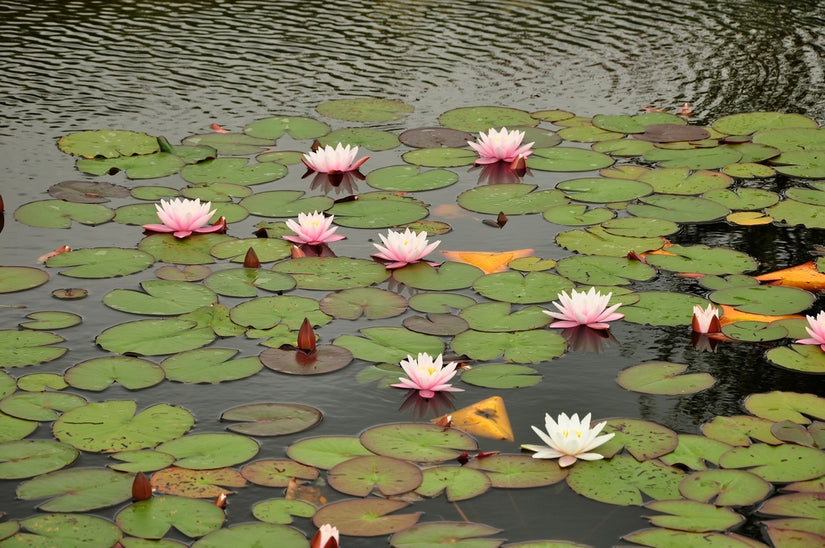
[1,1,825,547]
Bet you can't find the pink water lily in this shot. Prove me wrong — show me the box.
[544,287,624,330]
[392,352,464,399]
[142,198,224,239]
[302,143,369,173]
[692,304,721,333]
[310,523,339,548]
[372,228,440,269]
[467,127,534,165]
[283,211,345,246]
[797,311,825,351]
[521,412,615,467]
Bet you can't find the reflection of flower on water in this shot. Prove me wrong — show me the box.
[398,390,457,419]
[392,352,463,398]
[797,311,825,351]
[302,143,368,174]
[372,228,441,269]
[308,171,361,195]
[142,198,225,239]
[561,325,619,353]
[544,287,624,330]
[521,412,614,468]
[691,332,720,352]
[283,211,345,246]
[471,160,531,185]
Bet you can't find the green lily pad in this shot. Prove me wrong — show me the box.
[399,127,476,148]
[222,403,322,437]
[643,147,742,170]
[415,466,492,502]
[179,303,246,338]
[103,280,217,316]
[566,454,685,506]
[0,440,78,479]
[209,238,293,263]
[0,412,38,442]
[558,124,624,143]
[240,190,334,219]
[758,492,825,521]
[230,295,331,330]
[592,114,646,133]
[366,165,458,191]
[403,313,469,336]
[252,498,317,524]
[597,418,679,460]
[460,364,541,389]
[467,453,569,489]
[0,266,50,293]
[97,318,216,355]
[17,468,132,512]
[181,132,274,155]
[472,271,574,304]
[108,449,176,473]
[334,326,444,363]
[16,373,68,392]
[556,178,653,203]
[556,225,665,257]
[260,344,354,375]
[0,391,85,421]
[643,499,744,532]
[402,147,478,167]
[438,106,537,132]
[65,356,165,391]
[19,311,81,330]
[623,528,762,547]
[360,423,477,464]
[659,434,733,471]
[542,204,615,226]
[319,287,408,320]
[679,469,772,506]
[160,348,262,384]
[239,459,318,489]
[702,188,780,210]
[770,150,825,178]
[508,257,559,272]
[271,257,390,290]
[0,330,66,367]
[11,513,122,548]
[459,302,549,332]
[76,152,185,179]
[287,436,375,469]
[721,162,777,179]
[393,262,484,291]
[390,521,504,548]
[156,433,259,469]
[626,195,730,223]
[555,255,656,286]
[744,391,825,424]
[244,115,330,139]
[116,495,225,539]
[328,455,422,496]
[54,401,194,453]
[317,98,413,122]
[204,268,297,297]
[15,200,114,228]
[617,362,715,395]
[451,329,566,363]
[181,158,287,186]
[767,199,825,229]
[701,415,782,446]
[0,371,14,398]
[526,147,614,172]
[638,168,733,195]
[319,127,399,151]
[592,138,655,156]
[722,321,788,343]
[58,129,159,158]
[752,127,825,152]
[409,292,477,313]
[182,182,253,203]
[326,194,428,228]
[458,184,568,214]
[621,291,711,325]
[709,285,814,315]
[645,244,757,275]
[312,498,421,537]
[718,443,825,482]
[191,523,308,548]
[157,137,217,164]
[47,247,154,278]
[49,180,130,203]
[767,344,825,373]
[712,112,818,135]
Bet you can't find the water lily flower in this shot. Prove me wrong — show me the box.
[283,211,345,246]
[372,228,440,269]
[142,198,224,239]
[310,523,339,548]
[392,352,464,399]
[302,143,369,174]
[522,412,615,467]
[797,311,825,351]
[544,287,624,330]
[467,127,534,165]
[692,304,721,333]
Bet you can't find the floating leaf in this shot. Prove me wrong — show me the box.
[393,262,484,290]
[326,194,428,228]
[47,247,154,278]
[251,498,316,525]
[623,528,765,548]
[0,440,78,480]
[240,190,333,218]
[702,415,782,446]
[0,412,38,443]
[13,514,122,547]
[659,434,733,471]
[204,268,296,298]
[317,98,413,122]
[626,195,730,223]
[240,458,319,487]
[244,115,330,139]
[319,287,407,320]
[59,129,159,158]
[328,455,422,496]
[617,362,715,395]
[621,291,710,325]
[399,127,475,148]
[65,356,165,391]
[312,498,421,537]
[556,226,665,257]
[712,111,818,135]
[679,469,772,506]
[15,200,115,228]
[466,454,567,489]
[710,285,814,315]
[402,147,478,167]
[150,466,246,498]
[17,468,132,511]
[19,311,81,331]
[472,271,574,304]
[0,330,66,367]
[458,184,567,214]
[643,499,744,532]
[108,449,176,473]
[161,348,262,384]
[182,132,274,155]
[416,465,492,502]
[598,418,679,460]
[116,495,225,539]
[104,280,217,316]
[272,257,390,290]
[287,436,375,470]
[222,403,322,437]
[0,391,85,421]
[319,127,399,150]
[191,523,308,548]
[209,238,292,263]
[702,188,779,211]
[555,255,656,286]
[566,454,685,506]
[744,391,825,424]
[360,423,477,464]
[643,147,741,170]
[718,443,825,482]
[334,326,443,363]
[451,329,566,363]
[526,147,614,171]
[770,150,825,178]
[556,177,653,203]
[48,180,131,203]
[767,344,825,374]
[230,295,330,330]
[77,153,185,179]
[0,266,49,293]
[542,204,615,226]
[156,433,259,469]
[438,106,537,132]
[390,521,504,548]
[260,345,353,375]
[366,165,458,191]
[16,373,68,392]
[97,318,216,356]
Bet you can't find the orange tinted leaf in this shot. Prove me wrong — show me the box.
[718,305,802,326]
[754,261,825,290]
[433,396,513,442]
[439,249,533,274]
[150,466,246,498]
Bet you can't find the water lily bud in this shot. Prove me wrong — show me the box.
[0,193,4,213]
[243,247,260,268]
[215,492,227,508]
[297,318,316,354]
[310,523,339,548]
[132,472,152,500]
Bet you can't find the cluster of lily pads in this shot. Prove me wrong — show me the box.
[1,98,824,547]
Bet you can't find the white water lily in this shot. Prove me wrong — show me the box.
[521,412,614,467]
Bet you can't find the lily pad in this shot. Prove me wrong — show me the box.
[328,455,422,496]
[181,157,287,186]
[156,433,259,469]
[76,153,185,179]
[65,356,165,391]
[287,436,375,470]
[459,302,549,332]
[643,147,742,170]
[17,468,132,511]
[617,362,715,395]
[58,129,159,158]
[643,499,744,532]
[399,127,475,148]
[230,295,331,330]
[204,268,297,297]
[438,106,538,132]
[626,195,730,223]
[317,98,413,122]
[770,150,825,178]
[47,247,154,278]
[333,326,444,363]
[542,204,615,226]
[251,498,317,525]
[161,348,263,384]
[744,391,825,424]
[260,345,354,375]
[244,115,330,140]
[16,373,68,392]
[108,449,176,473]
[659,434,733,471]
[451,329,566,363]
[709,285,814,315]
[12,513,122,548]
[679,469,772,506]
[409,292,477,313]
[210,238,292,263]
[15,200,115,228]
[566,454,685,506]
[239,190,333,218]
[360,423,477,464]
[712,112,818,135]
[104,280,217,315]
[402,147,478,167]
[0,391,86,421]
[326,194,429,228]
[646,245,757,275]
[458,184,567,214]
[390,521,504,548]
[598,418,679,460]
[702,415,782,446]
[366,165,458,191]
[0,412,38,442]
[181,132,274,155]
[767,344,825,373]
[19,311,81,330]
[526,147,614,172]
[465,454,568,489]
[718,443,825,482]
[48,180,131,203]
[415,466,492,501]
[555,255,656,286]
[767,199,825,229]
[0,330,66,367]
[638,168,733,195]
[272,257,390,290]
[312,498,421,537]
[149,466,246,498]
[0,266,50,293]
[240,459,319,487]
[0,440,78,480]
[621,292,710,325]
[473,271,574,304]
[556,178,653,203]
[393,262,484,291]
[222,402,322,437]
[702,188,780,210]
[319,127,399,151]
[97,318,216,355]
[319,287,407,320]
[191,523,308,548]
[556,226,665,257]
[116,495,225,539]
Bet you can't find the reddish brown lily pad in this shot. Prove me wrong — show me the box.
[328,455,422,497]
[48,180,131,203]
[240,459,319,488]
[312,498,421,536]
[150,466,246,498]
[399,127,475,148]
[634,124,710,143]
[221,403,322,437]
[259,345,353,375]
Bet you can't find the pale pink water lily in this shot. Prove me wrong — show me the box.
[142,198,223,239]
[467,127,534,165]
[521,412,615,467]
[283,211,345,246]
[692,304,721,333]
[391,352,464,399]
[797,311,825,351]
[372,228,440,269]
[302,143,369,173]
[544,287,624,330]
[310,523,339,548]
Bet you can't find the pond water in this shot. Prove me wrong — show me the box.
[1,1,825,547]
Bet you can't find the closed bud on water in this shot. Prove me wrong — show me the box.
[243,247,260,268]
[297,318,316,354]
[132,472,152,500]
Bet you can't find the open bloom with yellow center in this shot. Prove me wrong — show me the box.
[391,352,464,399]
[283,211,345,246]
[797,311,825,351]
[692,304,721,333]
[467,127,534,165]
[522,412,614,467]
[372,228,440,269]
[302,143,369,173]
[142,198,223,239]
[544,287,624,330]
[310,523,339,548]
